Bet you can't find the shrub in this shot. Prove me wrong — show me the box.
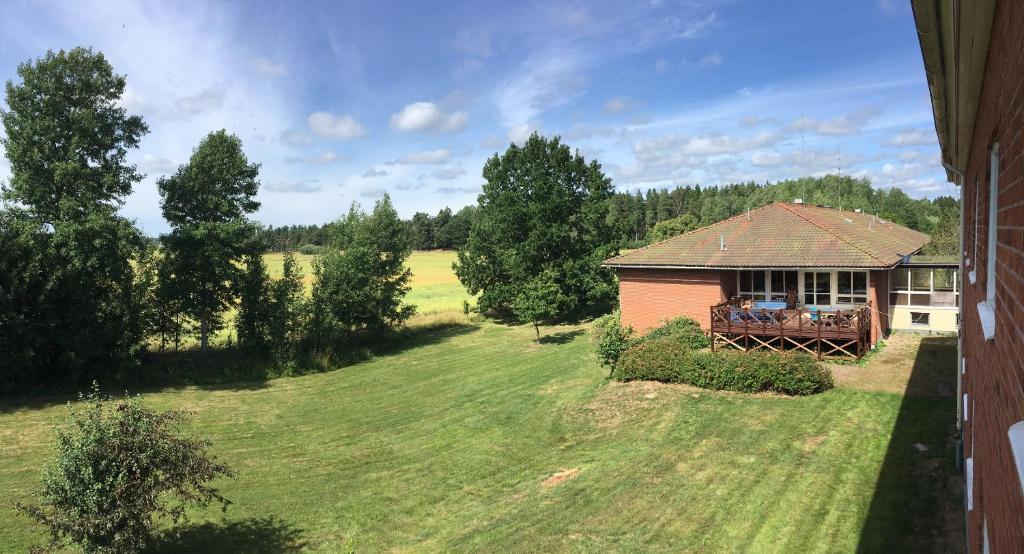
[296,243,322,255]
[590,311,635,368]
[615,340,832,395]
[637,317,709,350]
[17,385,234,553]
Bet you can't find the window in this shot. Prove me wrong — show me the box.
[910,312,930,326]
[804,272,830,305]
[889,267,958,307]
[986,144,999,306]
[836,271,868,304]
[738,270,766,301]
[769,271,798,302]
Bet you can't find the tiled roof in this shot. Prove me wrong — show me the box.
[603,202,930,269]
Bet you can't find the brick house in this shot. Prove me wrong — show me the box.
[913,0,1024,550]
[603,201,944,360]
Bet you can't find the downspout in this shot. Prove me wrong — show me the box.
[944,161,965,437]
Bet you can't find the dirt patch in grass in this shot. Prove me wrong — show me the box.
[542,468,580,487]
[828,333,957,396]
[802,434,827,451]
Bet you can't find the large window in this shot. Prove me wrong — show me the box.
[836,271,868,304]
[738,270,798,303]
[804,272,830,306]
[890,267,959,307]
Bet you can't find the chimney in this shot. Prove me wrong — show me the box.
[854,208,862,213]
[720,235,727,251]
[793,198,804,204]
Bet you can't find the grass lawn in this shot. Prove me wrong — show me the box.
[0,324,960,552]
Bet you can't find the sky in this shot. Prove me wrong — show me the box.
[0,0,955,234]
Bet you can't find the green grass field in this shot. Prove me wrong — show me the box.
[264,250,472,317]
[0,321,960,552]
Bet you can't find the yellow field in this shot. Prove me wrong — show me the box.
[263,249,472,317]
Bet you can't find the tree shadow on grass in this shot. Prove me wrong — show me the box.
[0,322,480,413]
[856,336,964,553]
[147,517,306,553]
[538,329,586,345]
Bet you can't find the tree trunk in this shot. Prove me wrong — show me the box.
[534,321,540,342]
[200,315,209,350]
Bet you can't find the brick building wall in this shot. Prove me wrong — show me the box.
[959,0,1024,550]
[616,268,729,333]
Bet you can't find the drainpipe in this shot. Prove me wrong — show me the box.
[944,161,965,440]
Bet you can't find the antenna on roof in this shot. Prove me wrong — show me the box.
[720,235,727,251]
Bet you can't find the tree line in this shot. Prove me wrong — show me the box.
[0,48,414,393]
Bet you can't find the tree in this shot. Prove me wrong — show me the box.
[0,48,149,390]
[2,48,147,222]
[17,386,233,553]
[158,130,261,350]
[408,212,435,250]
[267,251,305,361]
[454,133,617,318]
[512,271,565,342]
[307,195,415,348]
[235,251,272,351]
[648,214,699,242]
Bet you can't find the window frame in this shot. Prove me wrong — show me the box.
[836,270,869,305]
[889,267,959,308]
[909,311,930,326]
[986,143,999,306]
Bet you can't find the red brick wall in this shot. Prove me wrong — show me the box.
[960,1,1024,550]
[616,268,728,333]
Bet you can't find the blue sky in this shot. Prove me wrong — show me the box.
[0,0,954,234]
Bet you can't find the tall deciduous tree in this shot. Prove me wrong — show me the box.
[307,195,415,349]
[158,130,260,350]
[454,133,617,318]
[0,48,148,390]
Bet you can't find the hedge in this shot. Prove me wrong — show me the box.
[614,338,833,395]
[637,317,709,350]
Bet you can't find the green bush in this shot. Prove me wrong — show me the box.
[17,385,234,553]
[296,243,322,255]
[637,317,709,350]
[590,311,635,367]
[614,339,832,395]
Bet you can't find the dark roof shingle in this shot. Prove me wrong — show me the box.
[603,202,930,269]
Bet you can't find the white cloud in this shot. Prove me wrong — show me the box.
[252,57,287,76]
[885,128,935,147]
[278,129,313,146]
[430,167,466,180]
[679,11,718,38]
[436,185,480,195]
[751,151,783,166]
[740,115,775,127]
[363,167,388,177]
[396,182,426,191]
[265,179,322,193]
[495,51,587,134]
[787,107,882,136]
[138,154,179,174]
[173,85,225,118]
[360,187,388,198]
[307,111,367,139]
[699,53,722,67]
[284,150,342,165]
[508,122,537,144]
[603,96,631,115]
[389,101,468,133]
[393,148,452,165]
[452,29,493,58]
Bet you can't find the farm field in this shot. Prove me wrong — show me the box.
[264,250,472,316]
[0,325,960,552]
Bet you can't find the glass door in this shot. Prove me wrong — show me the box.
[803,272,831,307]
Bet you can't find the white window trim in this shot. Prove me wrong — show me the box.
[909,311,931,326]
[1009,421,1024,499]
[986,143,999,306]
[890,267,959,308]
[966,456,974,511]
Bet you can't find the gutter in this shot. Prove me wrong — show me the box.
[944,162,966,435]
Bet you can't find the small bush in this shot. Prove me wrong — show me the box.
[637,317,709,350]
[17,385,234,553]
[615,339,832,395]
[590,311,635,368]
[296,243,322,255]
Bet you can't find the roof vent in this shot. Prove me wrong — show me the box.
[793,198,804,204]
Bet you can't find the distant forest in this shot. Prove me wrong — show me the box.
[258,175,959,256]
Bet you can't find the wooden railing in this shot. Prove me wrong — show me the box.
[710,301,872,359]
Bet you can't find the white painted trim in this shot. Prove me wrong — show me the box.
[964,393,970,422]
[986,143,999,305]
[966,457,974,511]
[977,301,995,341]
[1009,421,1024,499]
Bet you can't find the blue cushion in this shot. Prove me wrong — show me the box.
[753,301,787,310]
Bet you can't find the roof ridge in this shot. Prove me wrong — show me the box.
[777,203,891,265]
[602,202,779,263]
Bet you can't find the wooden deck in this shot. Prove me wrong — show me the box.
[710,301,872,360]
